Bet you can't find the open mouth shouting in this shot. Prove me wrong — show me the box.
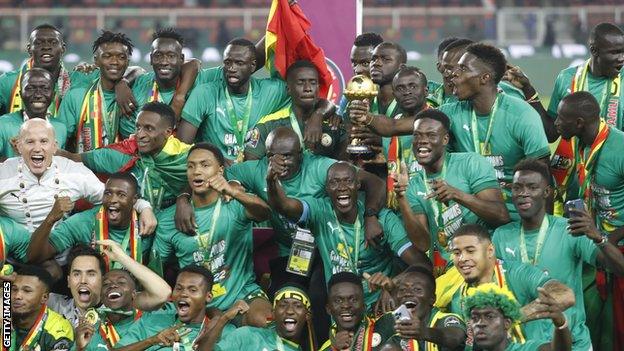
[176,300,192,320]
[335,194,352,208]
[40,53,55,64]
[283,318,298,333]
[77,286,92,303]
[415,146,432,160]
[107,205,121,222]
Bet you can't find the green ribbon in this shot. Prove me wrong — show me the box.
[470,94,500,155]
[224,84,253,152]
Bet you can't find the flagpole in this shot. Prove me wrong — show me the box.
[356,0,363,35]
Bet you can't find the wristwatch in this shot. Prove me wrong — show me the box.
[364,208,378,218]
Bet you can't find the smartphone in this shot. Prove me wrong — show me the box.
[393,304,412,321]
[564,199,585,218]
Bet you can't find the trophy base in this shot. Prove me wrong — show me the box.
[347,144,375,159]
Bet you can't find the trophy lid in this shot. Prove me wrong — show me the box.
[343,75,379,100]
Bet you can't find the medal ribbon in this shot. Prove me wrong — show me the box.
[288,107,304,147]
[519,215,550,265]
[148,78,181,103]
[352,317,375,351]
[9,59,33,113]
[223,84,253,158]
[422,156,448,249]
[10,305,48,351]
[98,309,142,348]
[94,207,141,271]
[332,212,362,274]
[371,97,397,117]
[142,167,165,210]
[574,120,610,201]
[470,95,499,155]
[195,198,223,263]
[77,80,119,152]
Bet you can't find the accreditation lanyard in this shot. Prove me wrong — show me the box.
[333,212,362,274]
[422,159,448,231]
[288,107,304,147]
[195,198,223,262]
[224,84,253,150]
[470,95,499,155]
[519,215,549,265]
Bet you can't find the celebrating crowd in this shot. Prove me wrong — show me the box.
[0,1,623,351]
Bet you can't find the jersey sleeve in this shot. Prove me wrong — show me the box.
[57,88,85,137]
[466,153,500,193]
[2,217,31,262]
[81,148,134,174]
[196,67,223,85]
[379,208,412,255]
[213,327,248,351]
[49,210,97,253]
[224,161,264,194]
[405,176,427,214]
[569,234,599,266]
[0,71,17,114]
[308,153,337,182]
[259,78,291,112]
[300,196,328,229]
[507,261,552,301]
[181,83,213,129]
[547,69,570,118]
[68,70,98,89]
[511,101,550,159]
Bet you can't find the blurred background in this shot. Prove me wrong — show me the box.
[0,0,622,99]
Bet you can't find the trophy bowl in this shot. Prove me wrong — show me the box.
[344,75,379,157]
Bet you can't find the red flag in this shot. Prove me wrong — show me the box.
[265,0,333,98]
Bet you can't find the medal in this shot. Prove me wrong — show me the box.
[85,308,99,325]
[321,133,333,147]
[236,151,245,163]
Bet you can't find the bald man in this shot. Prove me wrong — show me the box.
[0,118,154,234]
[0,68,67,160]
[554,91,624,351]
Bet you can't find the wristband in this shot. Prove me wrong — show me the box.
[365,114,374,126]
[595,235,608,248]
[177,192,191,199]
[556,316,568,330]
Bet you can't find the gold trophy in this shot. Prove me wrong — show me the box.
[344,75,379,157]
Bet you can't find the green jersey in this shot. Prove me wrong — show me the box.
[588,128,624,232]
[0,63,97,115]
[493,215,596,351]
[57,83,124,147]
[153,199,261,311]
[116,302,234,351]
[225,151,336,257]
[14,307,74,351]
[440,93,550,220]
[548,63,624,129]
[320,316,392,351]
[49,205,152,261]
[181,77,290,161]
[215,326,301,351]
[301,198,413,309]
[427,80,525,108]
[245,105,347,160]
[0,215,31,263]
[77,310,143,351]
[130,67,223,121]
[504,340,547,350]
[81,136,190,211]
[383,308,466,351]
[442,260,552,348]
[0,111,67,158]
[405,152,500,262]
